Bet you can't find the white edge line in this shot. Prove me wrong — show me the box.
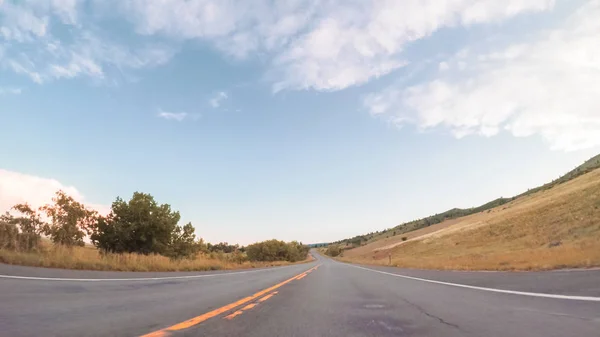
[348,264,600,302]
[0,264,305,282]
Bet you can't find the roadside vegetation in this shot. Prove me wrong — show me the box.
[324,245,342,257]
[336,154,600,271]
[0,191,310,271]
[246,240,310,262]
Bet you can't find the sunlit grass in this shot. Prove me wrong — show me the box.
[339,168,600,271]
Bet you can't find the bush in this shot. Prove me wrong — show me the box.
[206,242,239,253]
[0,216,19,250]
[325,245,341,257]
[401,237,408,241]
[245,239,309,262]
[0,204,45,252]
[227,251,248,264]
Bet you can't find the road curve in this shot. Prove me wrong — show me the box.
[1,251,599,336]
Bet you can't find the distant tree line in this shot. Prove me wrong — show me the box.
[307,243,329,248]
[1,190,309,263]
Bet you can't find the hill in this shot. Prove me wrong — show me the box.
[334,156,600,270]
[515,153,600,198]
[333,154,600,248]
[338,166,600,270]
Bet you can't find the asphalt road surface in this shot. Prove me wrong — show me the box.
[1,251,599,337]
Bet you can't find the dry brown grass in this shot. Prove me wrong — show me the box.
[0,242,306,272]
[339,168,600,271]
[341,218,463,259]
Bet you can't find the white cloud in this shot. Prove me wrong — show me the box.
[1,0,555,90]
[364,0,600,152]
[7,58,43,84]
[0,87,22,95]
[209,91,228,108]
[0,1,175,84]
[0,2,49,42]
[49,53,104,80]
[0,168,109,216]
[119,0,554,92]
[157,109,188,121]
[50,0,80,24]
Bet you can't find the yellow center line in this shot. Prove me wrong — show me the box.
[257,292,276,302]
[224,310,243,320]
[296,274,306,280]
[225,291,280,320]
[140,264,320,337]
[240,303,257,311]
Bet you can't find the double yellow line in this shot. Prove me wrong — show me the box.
[141,264,321,337]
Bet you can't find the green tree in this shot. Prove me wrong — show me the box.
[90,192,180,256]
[0,212,19,250]
[167,222,200,259]
[7,204,45,251]
[41,191,97,247]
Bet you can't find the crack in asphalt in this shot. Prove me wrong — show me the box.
[400,298,463,332]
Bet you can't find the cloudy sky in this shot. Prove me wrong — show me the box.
[1,0,599,244]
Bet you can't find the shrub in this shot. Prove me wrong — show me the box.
[325,244,341,257]
[207,242,239,253]
[401,237,408,241]
[228,251,248,264]
[246,239,309,262]
[0,215,19,250]
[0,204,45,252]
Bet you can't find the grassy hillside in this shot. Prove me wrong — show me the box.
[334,154,600,248]
[338,165,600,270]
[516,153,600,198]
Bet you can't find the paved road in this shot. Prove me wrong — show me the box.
[1,252,599,337]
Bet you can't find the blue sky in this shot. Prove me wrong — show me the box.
[1,0,599,244]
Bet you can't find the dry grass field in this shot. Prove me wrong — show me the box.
[339,168,600,271]
[341,218,464,259]
[0,242,308,272]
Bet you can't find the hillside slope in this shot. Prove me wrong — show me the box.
[339,167,600,270]
[335,154,600,248]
